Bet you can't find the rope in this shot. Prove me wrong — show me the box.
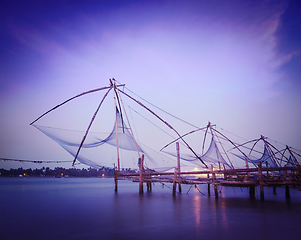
[161,182,179,194]
[0,158,73,163]
[186,184,194,194]
[215,126,248,142]
[121,85,200,129]
[128,106,175,139]
[194,184,206,195]
[128,106,140,145]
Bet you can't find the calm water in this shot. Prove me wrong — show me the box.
[0,178,300,240]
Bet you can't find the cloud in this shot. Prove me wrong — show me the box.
[276,0,301,86]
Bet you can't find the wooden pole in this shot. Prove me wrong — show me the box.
[262,136,280,167]
[146,169,152,192]
[211,165,218,198]
[286,145,299,166]
[115,86,141,159]
[177,182,182,193]
[245,157,249,169]
[273,186,277,194]
[72,87,112,166]
[176,142,182,193]
[161,126,208,151]
[249,186,255,198]
[114,163,118,192]
[114,177,118,192]
[30,84,124,125]
[284,169,290,199]
[112,81,121,172]
[245,157,250,177]
[285,185,290,199]
[214,184,218,199]
[212,168,218,199]
[139,154,144,194]
[207,173,211,196]
[173,168,177,196]
[258,161,264,201]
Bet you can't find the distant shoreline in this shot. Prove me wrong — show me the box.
[0,167,136,178]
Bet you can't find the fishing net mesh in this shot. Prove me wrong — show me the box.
[33,108,178,171]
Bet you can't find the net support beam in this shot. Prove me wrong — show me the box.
[30,84,124,125]
[72,87,113,166]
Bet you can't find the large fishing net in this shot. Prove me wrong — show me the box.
[33,107,179,171]
[163,137,233,169]
[232,146,276,167]
[231,136,301,168]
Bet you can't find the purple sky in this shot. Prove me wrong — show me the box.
[0,0,301,170]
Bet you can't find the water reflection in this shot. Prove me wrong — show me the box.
[1,179,301,240]
[172,193,183,225]
[192,186,232,237]
[193,195,201,236]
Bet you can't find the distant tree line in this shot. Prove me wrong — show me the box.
[0,167,136,178]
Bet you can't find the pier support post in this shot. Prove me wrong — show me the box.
[207,173,211,196]
[260,185,264,201]
[212,172,218,199]
[146,169,152,192]
[114,164,118,192]
[258,162,264,201]
[114,177,118,192]
[214,185,218,198]
[139,155,144,194]
[249,186,255,198]
[273,186,277,195]
[178,181,182,193]
[285,185,290,199]
[284,169,291,199]
[173,168,178,196]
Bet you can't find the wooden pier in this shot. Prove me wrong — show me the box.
[114,163,301,200]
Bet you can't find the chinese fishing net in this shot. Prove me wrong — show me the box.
[33,108,178,171]
[163,137,233,169]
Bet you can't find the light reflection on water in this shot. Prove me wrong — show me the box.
[0,178,300,240]
[220,199,228,232]
[193,195,201,236]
